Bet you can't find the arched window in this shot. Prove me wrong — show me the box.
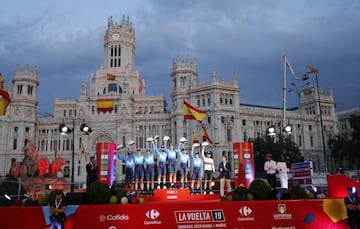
[108,83,117,93]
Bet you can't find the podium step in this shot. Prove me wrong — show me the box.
[139,188,220,203]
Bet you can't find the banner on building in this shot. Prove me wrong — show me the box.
[97,98,114,112]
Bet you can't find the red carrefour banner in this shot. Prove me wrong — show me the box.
[233,142,255,188]
[0,199,348,228]
[96,142,117,186]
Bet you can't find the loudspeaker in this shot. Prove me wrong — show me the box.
[65,192,87,205]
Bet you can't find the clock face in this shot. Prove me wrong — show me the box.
[112,33,120,40]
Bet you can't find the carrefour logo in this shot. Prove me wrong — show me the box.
[238,206,254,222]
[144,209,162,225]
[146,209,160,220]
[239,206,252,216]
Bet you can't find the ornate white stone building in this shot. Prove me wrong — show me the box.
[0,16,339,186]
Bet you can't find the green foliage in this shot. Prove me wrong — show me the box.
[234,186,249,201]
[307,192,315,199]
[37,195,49,206]
[290,185,308,199]
[249,178,272,200]
[234,186,248,195]
[247,193,254,200]
[109,195,118,204]
[138,197,145,204]
[87,182,111,204]
[115,188,127,200]
[350,114,360,141]
[329,114,360,170]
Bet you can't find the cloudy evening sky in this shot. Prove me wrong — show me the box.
[1,0,359,113]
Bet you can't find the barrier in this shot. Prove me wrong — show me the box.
[0,199,348,228]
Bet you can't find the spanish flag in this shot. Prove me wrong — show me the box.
[0,74,11,115]
[201,127,214,146]
[183,100,207,123]
[106,73,116,80]
[97,98,114,112]
[192,131,199,144]
[308,66,319,74]
[81,144,87,161]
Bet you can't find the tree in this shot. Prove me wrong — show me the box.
[329,114,360,170]
[328,135,349,171]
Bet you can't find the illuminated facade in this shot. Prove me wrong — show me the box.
[0,16,339,186]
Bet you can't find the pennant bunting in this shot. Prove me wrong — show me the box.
[201,127,214,146]
[192,131,199,144]
[81,144,87,161]
[308,66,319,74]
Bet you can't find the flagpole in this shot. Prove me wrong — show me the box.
[199,121,203,194]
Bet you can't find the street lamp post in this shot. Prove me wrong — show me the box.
[71,119,75,192]
[59,119,92,192]
[303,68,327,173]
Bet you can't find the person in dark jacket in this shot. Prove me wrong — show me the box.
[49,190,67,229]
[219,154,231,197]
[344,186,360,229]
[86,156,98,189]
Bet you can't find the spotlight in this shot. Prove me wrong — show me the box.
[313,186,318,193]
[80,123,92,135]
[4,194,11,201]
[267,126,276,136]
[284,126,292,134]
[59,123,72,135]
[352,187,357,194]
[349,186,358,194]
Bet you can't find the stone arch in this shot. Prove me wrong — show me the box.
[89,131,116,151]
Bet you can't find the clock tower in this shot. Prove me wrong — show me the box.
[90,15,145,98]
[104,15,136,72]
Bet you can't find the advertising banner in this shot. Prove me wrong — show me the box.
[0,199,347,228]
[233,142,255,188]
[96,142,117,186]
